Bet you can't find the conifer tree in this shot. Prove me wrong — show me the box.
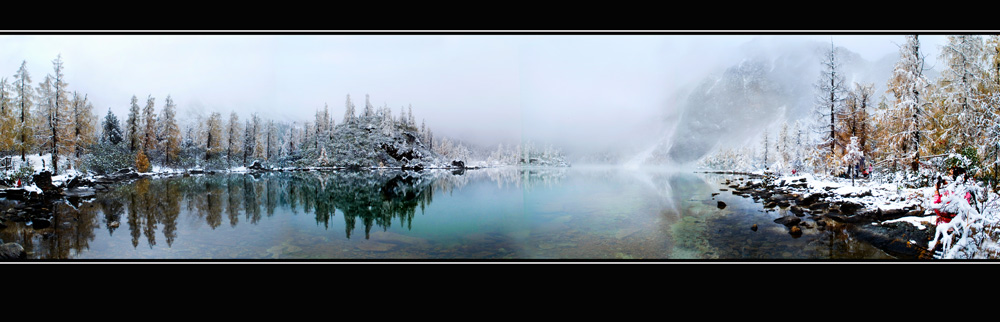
[343,94,355,125]
[142,95,157,154]
[939,35,985,151]
[226,111,241,166]
[205,112,222,161]
[159,95,180,166]
[39,55,69,173]
[13,61,33,161]
[126,95,142,153]
[841,82,874,157]
[815,41,847,171]
[363,94,374,119]
[886,35,930,171]
[71,92,96,159]
[0,78,11,153]
[102,108,123,145]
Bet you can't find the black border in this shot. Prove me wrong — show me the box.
[3,30,999,271]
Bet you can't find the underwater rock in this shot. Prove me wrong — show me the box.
[774,216,801,227]
[717,201,727,209]
[789,225,802,237]
[0,243,25,260]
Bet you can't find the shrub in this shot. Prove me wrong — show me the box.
[135,150,151,173]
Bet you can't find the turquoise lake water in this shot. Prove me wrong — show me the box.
[0,166,894,260]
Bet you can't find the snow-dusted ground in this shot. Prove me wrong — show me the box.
[774,172,1000,259]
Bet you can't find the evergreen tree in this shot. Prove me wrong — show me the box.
[407,104,416,129]
[363,94,374,119]
[102,108,123,145]
[343,94,356,125]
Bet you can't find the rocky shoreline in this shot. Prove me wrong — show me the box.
[706,171,937,259]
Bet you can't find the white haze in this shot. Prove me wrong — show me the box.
[0,34,949,162]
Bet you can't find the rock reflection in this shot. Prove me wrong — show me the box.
[0,201,100,259]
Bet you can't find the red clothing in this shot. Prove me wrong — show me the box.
[934,192,955,224]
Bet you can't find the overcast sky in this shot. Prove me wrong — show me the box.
[0,33,951,155]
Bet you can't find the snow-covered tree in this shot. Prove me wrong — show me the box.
[204,112,223,161]
[407,104,416,129]
[266,120,276,161]
[142,95,157,154]
[886,35,930,172]
[815,41,848,172]
[778,121,790,166]
[158,95,180,166]
[841,82,874,158]
[982,36,1000,186]
[125,95,142,153]
[226,111,241,166]
[938,35,985,151]
[793,120,805,171]
[102,108,123,144]
[13,61,33,161]
[70,91,96,159]
[84,108,129,174]
[37,55,70,174]
[343,94,356,125]
[251,114,264,160]
[242,119,254,166]
[363,94,374,119]
[0,77,12,153]
[760,128,770,170]
[380,104,394,136]
[843,136,864,184]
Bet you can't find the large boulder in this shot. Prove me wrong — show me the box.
[32,171,57,192]
[451,160,465,169]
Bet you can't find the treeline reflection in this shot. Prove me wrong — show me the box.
[1,167,568,259]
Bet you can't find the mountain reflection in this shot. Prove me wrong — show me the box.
[1,167,570,259]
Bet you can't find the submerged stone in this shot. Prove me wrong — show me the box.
[0,243,25,260]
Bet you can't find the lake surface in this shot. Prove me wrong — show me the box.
[0,166,895,260]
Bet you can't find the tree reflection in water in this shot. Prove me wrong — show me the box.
[1,167,567,259]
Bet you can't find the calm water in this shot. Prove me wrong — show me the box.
[0,166,894,260]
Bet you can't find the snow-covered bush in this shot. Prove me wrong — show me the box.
[928,178,1000,259]
[8,159,34,185]
[80,142,133,175]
